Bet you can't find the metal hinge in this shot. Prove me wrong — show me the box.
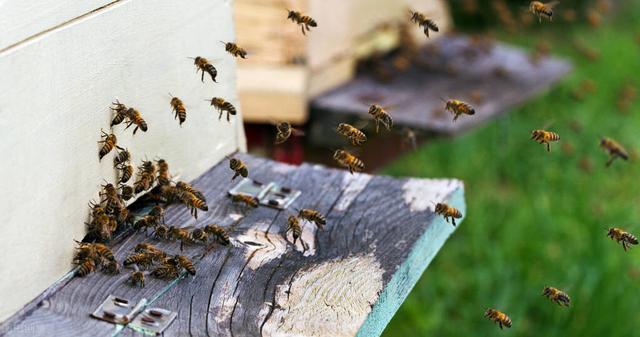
[129,307,178,335]
[90,295,146,324]
[228,178,301,209]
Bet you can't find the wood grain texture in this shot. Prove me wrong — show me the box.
[311,35,572,135]
[1,154,464,337]
[0,0,244,321]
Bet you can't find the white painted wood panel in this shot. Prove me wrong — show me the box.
[0,0,113,51]
[0,0,245,321]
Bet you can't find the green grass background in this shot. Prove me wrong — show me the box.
[381,4,640,337]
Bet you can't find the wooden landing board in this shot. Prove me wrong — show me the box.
[311,35,572,135]
[0,154,464,337]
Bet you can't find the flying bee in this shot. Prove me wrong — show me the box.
[156,159,171,186]
[191,228,208,244]
[193,56,218,83]
[333,149,365,174]
[444,99,475,122]
[169,95,187,126]
[286,9,317,35]
[129,271,145,287]
[607,227,639,251]
[529,1,559,22]
[600,137,629,167]
[184,194,208,219]
[124,108,148,134]
[221,41,248,59]
[542,286,571,306]
[119,184,134,201]
[113,146,131,167]
[232,194,259,209]
[286,215,302,245]
[368,104,393,133]
[76,258,96,277]
[409,10,439,37]
[228,157,248,180]
[175,181,206,203]
[297,209,326,230]
[204,224,231,245]
[98,130,117,160]
[484,308,512,329]
[531,129,560,152]
[208,97,237,122]
[123,252,155,270]
[274,121,304,145]
[401,127,418,150]
[174,255,196,275]
[336,123,367,146]
[434,202,462,226]
[154,224,170,240]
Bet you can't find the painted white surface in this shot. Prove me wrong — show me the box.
[0,0,244,321]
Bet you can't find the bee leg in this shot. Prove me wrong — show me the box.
[227,111,231,122]
[623,242,627,251]
[452,218,456,227]
[201,70,205,83]
[605,156,615,167]
[133,126,139,135]
[546,142,550,152]
[499,322,503,329]
[219,110,223,121]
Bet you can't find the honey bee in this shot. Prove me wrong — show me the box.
[231,194,259,209]
[110,100,128,127]
[134,215,158,233]
[333,150,364,174]
[336,123,367,146]
[221,41,247,59]
[434,202,462,226]
[100,183,122,214]
[93,243,115,261]
[586,8,602,28]
[129,271,145,287]
[174,255,196,275]
[119,184,134,201]
[135,243,167,261]
[152,264,180,280]
[542,286,571,306]
[124,108,148,135]
[86,213,116,242]
[286,10,317,35]
[204,224,231,245]
[169,227,197,249]
[607,227,639,251]
[368,104,393,133]
[73,241,97,263]
[286,215,302,245]
[113,146,131,167]
[154,224,170,240]
[193,56,218,83]
[98,130,117,160]
[297,209,326,230]
[134,160,156,193]
[444,99,475,122]
[149,205,165,223]
[208,97,237,122]
[531,129,560,152]
[529,1,559,22]
[117,163,133,184]
[229,157,248,180]
[76,258,96,277]
[409,10,439,37]
[274,122,304,145]
[600,137,629,167]
[102,260,120,275]
[191,228,208,244]
[484,308,512,329]
[184,194,209,219]
[175,181,206,203]
[124,252,155,270]
[156,159,171,186]
[169,95,186,126]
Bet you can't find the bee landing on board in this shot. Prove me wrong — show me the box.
[286,10,317,36]
[529,1,559,23]
[434,202,462,226]
[286,215,302,245]
[98,129,117,160]
[204,224,231,245]
[221,41,248,59]
[409,10,439,37]
[607,227,638,251]
[297,209,327,230]
[333,149,365,174]
[192,56,218,83]
[274,122,304,145]
[129,271,145,287]
[484,308,512,329]
[228,157,248,181]
[232,194,259,209]
[444,99,475,122]
[368,104,393,133]
[531,129,560,152]
[208,97,237,122]
[542,286,571,306]
[336,123,367,146]
[600,137,629,167]
[169,95,186,126]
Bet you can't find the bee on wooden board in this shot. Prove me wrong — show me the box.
[102,260,120,275]
[228,157,248,181]
[607,227,638,251]
[274,121,304,145]
[531,129,560,152]
[191,228,208,244]
[333,149,365,174]
[368,104,393,133]
[529,1,559,23]
[152,260,180,280]
[169,95,186,126]
[129,271,145,287]
[297,209,326,230]
[484,308,512,329]
[204,224,231,245]
[286,215,302,245]
[542,286,571,306]
[192,56,218,83]
[286,9,317,35]
[135,243,167,261]
[113,205,130,226]
[76,258,97,277]
[336,123,367,146]
[444,99,475,122]
[124,252,155,270]
[174,255,196,275]
[124,108,148,135]
[409,10,439,37]
[221,41,248,59]
[434,202,462,226]
[154,224,170,240]
[86,212,117,242]
[98,129,117,160]
[600,137,629,167]
[232,194,259,209]
[207,97,237,122]
[134,215,160,233]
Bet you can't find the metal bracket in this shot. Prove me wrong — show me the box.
[90,295,146,324]
[228,178,301,209]
[128,307,177,335]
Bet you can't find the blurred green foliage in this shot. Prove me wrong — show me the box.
[382,2,640,336]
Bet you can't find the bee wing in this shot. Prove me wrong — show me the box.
[547,1,560,9]
[291,128,306,136]
[353,119,370,130]
[541,119,555,130]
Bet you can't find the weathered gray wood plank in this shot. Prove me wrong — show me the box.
[1,154,465,337]
[311,35,572,136]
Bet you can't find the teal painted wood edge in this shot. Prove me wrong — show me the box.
[356,184,466,337]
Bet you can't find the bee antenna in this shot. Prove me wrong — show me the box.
[439,96,447,102]
[187,56,196,60]
[220,41,226,45]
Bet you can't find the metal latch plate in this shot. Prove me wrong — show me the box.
[128,307,177,335]
[228,178,301,209]
[90,295,146,324]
